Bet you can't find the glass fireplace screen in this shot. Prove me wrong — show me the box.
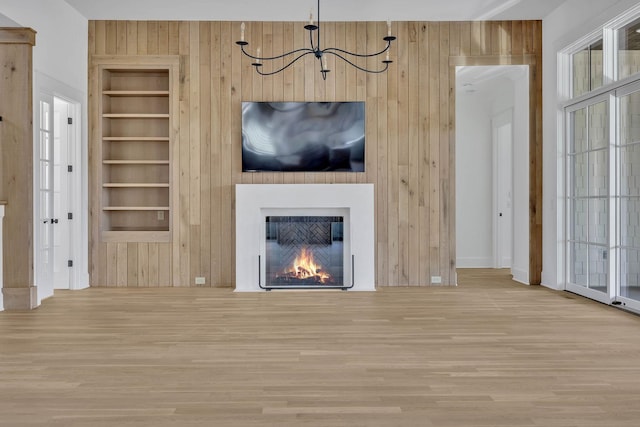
[265,216,344,287]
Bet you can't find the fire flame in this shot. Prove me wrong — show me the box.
[285,247,331,284]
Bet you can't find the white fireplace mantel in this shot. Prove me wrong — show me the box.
[235,184,375,292]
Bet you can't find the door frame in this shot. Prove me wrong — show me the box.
[34,72,88,300]
[451,54,541,285]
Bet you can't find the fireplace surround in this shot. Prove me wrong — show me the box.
[235,184,375,291]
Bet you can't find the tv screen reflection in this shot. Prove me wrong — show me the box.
[241,102,365,172]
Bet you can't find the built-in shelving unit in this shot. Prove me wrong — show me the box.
[92,56,179,243]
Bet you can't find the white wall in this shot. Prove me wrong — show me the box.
[0,0,87,93]
[456,90,493,267]
[511,69,530,284]
[0,11,18,25]
[542,0,640,290]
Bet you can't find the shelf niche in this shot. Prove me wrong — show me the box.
[92,57,179,243]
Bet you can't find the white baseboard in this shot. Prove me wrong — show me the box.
[512,267,529,285]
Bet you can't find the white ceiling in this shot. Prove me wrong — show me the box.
[61,0,568,21]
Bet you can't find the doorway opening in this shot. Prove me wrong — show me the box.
[34,73,87,305]
[455,65,530,284]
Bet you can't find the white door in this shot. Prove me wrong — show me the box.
[36,95,55,299]
[36,94,75,299]
[53,98,72,289]
[493,111,513,269]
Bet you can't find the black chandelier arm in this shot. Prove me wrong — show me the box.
[324,51,391,74]
[253,51,316,76]
[322,40,393,59]
[238,43,314,61]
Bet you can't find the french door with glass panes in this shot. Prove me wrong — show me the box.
[566,83,640,312]
[566,94,612,304]
[615,81,640,311]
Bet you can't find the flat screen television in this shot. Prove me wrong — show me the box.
[241,102,365,172]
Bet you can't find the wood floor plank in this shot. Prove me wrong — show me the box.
[2,270,640,426]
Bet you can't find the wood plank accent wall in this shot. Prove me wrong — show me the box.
[88,20,543,287]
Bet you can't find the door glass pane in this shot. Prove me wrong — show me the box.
[569,153,588,197]
[570,199,588,242]
[589,101,609,149]
[589,150,608,196]
[573,39,604,97]
[589,246,608,290]
[620,198,640,247]
[589,198,608,245]
[570,242,589,286]
[619,91,640,145]
[620,144,640,196]
[617,18,640,80]
[569,108,588,153]
[621,249,640,301]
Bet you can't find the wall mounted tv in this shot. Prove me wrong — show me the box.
[241,102,365,172]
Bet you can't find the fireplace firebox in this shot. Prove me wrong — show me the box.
[264,216,346,288]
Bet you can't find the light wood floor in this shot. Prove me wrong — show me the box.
[2,269,640,426]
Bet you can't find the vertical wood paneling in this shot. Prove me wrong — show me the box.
[408,22,420,285]
[127,243,138,286]
[137,242,149,287]
[397,21,410,285]
[137,21,148,55]
[148,243,159,287]
[147,21,159,55]
[428,23,440,282]
[189,22,201,286]
[210,21,222,285]
[126,21,137,55]
[418,22,430,285]
[221,21,235,285]
[158,243,171,285]
[177,21,191,287]
[159,22,170,55]
[439,22,451,286]
[89,19,543,287]
[199,22,212,286]
[116,242,127,287]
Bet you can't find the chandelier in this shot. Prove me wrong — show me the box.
[235,0,396,80]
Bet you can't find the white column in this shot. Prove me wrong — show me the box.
[0,204,5,311]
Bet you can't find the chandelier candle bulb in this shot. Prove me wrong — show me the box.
[322,55,327,70]
[386,49,390,62]
[256,47,261,63]
[240,22,245,42]
[387,20,392,37]
[309,10,314,25]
